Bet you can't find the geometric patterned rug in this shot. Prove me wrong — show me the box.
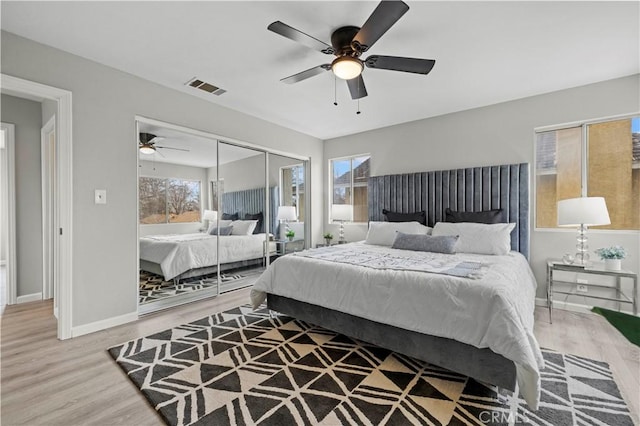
[108,305,634,426]
[139,271,244,304]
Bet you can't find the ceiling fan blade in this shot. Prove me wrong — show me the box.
[346,75,368,100]
[156,146,190,152]
[268,21,334,54]
[281,65,331,84]
[352,1,409,53]
[365,55,435,75]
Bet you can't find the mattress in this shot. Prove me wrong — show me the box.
[251,242,544,409]
[140,233,271,280]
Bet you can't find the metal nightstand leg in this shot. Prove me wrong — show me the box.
[547,263,553,324]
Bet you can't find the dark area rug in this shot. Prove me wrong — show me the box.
[592,306,640,347]
[109,305,634,425]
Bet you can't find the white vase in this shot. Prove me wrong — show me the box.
[604,258,621,271]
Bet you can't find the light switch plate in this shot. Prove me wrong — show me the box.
[95,189,107,204]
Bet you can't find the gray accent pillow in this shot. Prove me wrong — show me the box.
[391,232,459,254]
[383,209,427,225]
[208,225,233,236]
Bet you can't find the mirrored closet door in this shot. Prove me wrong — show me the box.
[214,142,269,294]
[137,121,219,313]
[268,153,308,255]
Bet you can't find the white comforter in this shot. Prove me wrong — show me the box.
[140,233,269,280]
[251,242,544,409]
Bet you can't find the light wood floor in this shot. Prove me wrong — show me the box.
[1,290,638,425]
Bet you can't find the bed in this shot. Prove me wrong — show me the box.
[140,233,274,282]
[250,163,545,409]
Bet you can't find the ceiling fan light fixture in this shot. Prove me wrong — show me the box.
[331,56,363,80]
[139,143,156,155]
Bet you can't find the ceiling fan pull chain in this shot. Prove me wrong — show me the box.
[357,98,361,115]
[333,75,338,106]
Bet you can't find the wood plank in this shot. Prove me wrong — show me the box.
[2,293,638,424]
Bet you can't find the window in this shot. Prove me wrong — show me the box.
[535,116,639,230]
[330,155,370,222]
[139,177,201,224]
[280,164,305,221]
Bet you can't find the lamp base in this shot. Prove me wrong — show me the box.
[574,224,590,266]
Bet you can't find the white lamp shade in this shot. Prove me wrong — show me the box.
[331,204,353,221]
[277,206,297,221]
[203,210,218,221]
[557,197,610,226]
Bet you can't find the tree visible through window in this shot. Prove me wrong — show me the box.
[139,177,201,224]
[535,116,639,230]
[330,155,370,222]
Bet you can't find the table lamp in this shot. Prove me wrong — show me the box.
[331,204,353,243]
[277,206,297,234]
[203,209,217,224]
[557,197,610,265]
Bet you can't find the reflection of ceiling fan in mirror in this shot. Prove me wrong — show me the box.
[138,132,190,155]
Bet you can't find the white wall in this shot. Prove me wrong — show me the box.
[0,94,43,297]
[138,160,208,236]
[1,31,324,329]
[324,74,640,311]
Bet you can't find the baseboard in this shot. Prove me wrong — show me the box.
[71,311,138,338]
[535,297,639,317]
[16,292,42,304]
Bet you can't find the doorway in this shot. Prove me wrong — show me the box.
[1,73,73,339]
[41,116,56,314]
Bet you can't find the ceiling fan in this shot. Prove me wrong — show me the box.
[267,0,435,100]
[138,133,190,155]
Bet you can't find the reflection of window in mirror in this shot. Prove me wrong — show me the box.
[139,177,202,223]
[280,164,304,221]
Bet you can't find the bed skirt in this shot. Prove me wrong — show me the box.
[267,293,517,392]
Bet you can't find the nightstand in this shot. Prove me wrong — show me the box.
[275,239,305,256]
[546,260,638,323]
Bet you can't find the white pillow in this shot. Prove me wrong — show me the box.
[432,222,516,255]
[207,220,232,234]
[364,221,432,246]
[230,220,258,235]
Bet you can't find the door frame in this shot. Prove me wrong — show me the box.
[41,115,56,302]
[1,74,73,340]
[0,122,17,305]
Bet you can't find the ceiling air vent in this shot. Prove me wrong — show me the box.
[185,77,226,96]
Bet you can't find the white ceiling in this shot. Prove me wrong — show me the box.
[2,1,638,140]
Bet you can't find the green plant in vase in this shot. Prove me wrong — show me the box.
[285,230,295,241]
[323,232,333,246]
[594,245,626,271]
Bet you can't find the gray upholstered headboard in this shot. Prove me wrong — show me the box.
[368,163,530,259]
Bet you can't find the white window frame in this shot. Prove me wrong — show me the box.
[139,175,202,225]
[328,153,371,223]
[279,163,304,218]
[533,112,639,232]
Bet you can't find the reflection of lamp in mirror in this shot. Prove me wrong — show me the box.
[558,197,610,266]
[277,206,297,234]
[331,204,353,244]
[203,209,218,226]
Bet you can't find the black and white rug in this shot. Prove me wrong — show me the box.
[139,271,244,304]
[109,305,634,425]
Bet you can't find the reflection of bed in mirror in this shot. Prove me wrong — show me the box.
[140,233,275,282]
[140,186,278,283]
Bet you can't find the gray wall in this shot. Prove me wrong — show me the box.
[0,94,43,297]
[139,160,208,237]
[207,152,303,193]
[324,74,640,310]
[1,31,324,328]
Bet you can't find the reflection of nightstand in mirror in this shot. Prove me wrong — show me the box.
[276,239,305,256]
